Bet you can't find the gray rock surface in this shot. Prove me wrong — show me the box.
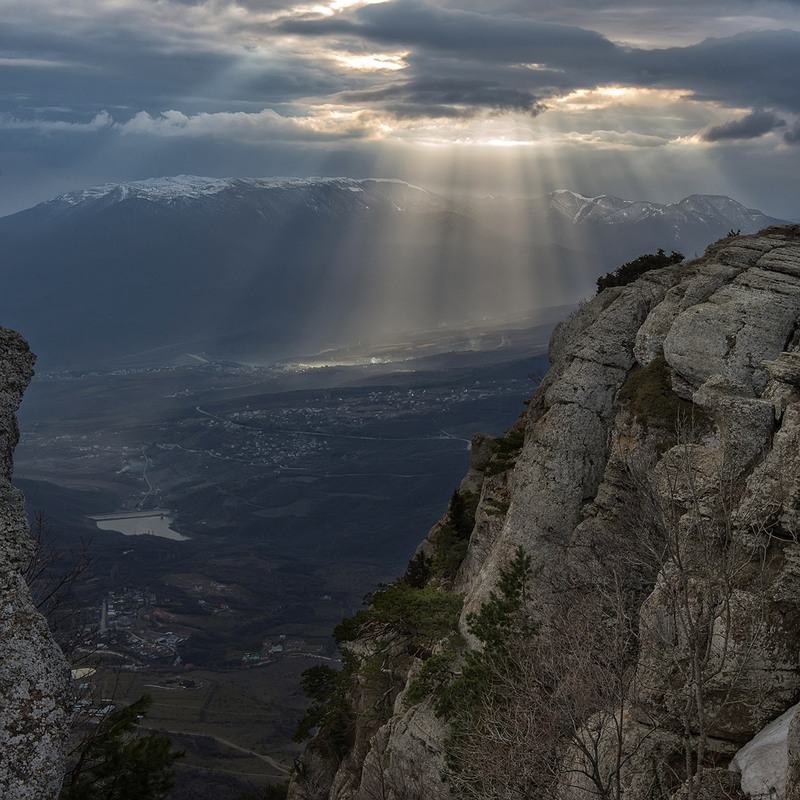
[730,702,799,799]
[0,328,72,800]
[291,226,800,800]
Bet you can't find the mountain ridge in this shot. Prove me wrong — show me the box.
[10,175,785,233]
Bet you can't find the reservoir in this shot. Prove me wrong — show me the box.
[90,510,189,541]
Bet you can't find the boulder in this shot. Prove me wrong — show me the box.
[730,703,800,799]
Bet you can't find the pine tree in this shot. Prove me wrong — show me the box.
[60,695,183,800]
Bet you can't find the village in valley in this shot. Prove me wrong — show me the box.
[75,584,333,676]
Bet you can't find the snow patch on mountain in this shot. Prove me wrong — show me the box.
[54,175,425,209]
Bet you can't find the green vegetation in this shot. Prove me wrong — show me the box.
[295,489,479,763]
[295,573,463,755]
[60,695,184,800]
[485,423,526,477]
[403,650,458,708]
[462,547,533,650]
[401,551,432,589]
[617,357,708,430]
[596,248,684,293]
[334,584,462,657]
[404,547,536,723]
[292,657,357,757]
[486,498,510,517]
[433,546,536,787]
[429,490,478,584]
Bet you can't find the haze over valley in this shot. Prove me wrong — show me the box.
[0,176,785,371]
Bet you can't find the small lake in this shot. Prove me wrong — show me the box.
[90,511,189,541]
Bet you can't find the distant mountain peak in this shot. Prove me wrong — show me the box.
[51,175,429,210]
[56,175,233,205]
[540,189,781,229]
[36,179,785,234]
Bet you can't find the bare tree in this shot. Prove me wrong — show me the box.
[291,754,337,800]
[439,542,647,800]
[450,581,650,800]
[23,510,92,657]
[438,423,774,800]
[624,430,772,800]
[354,750,431,800]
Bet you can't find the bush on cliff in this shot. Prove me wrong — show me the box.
[334,584,462,658]
[596,248,684,293]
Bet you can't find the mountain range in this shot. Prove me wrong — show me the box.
[0,176,787,370]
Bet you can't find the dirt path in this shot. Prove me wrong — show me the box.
[137,725,291,777]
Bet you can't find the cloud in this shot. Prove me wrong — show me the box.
[280,2,800,121]
[338,77,546,119]
[280,0,620,67]
[0,57,74,69]
[116,108,377,141]
[0,110,113,133]
[699,109,787,142]
[639,30,800,113]
[552,129,671,150]
[3,0,800,222]
[784,123,800,145]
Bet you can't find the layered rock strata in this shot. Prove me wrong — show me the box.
[0,328,72,799]
[291,226,800,800]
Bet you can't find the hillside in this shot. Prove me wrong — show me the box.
[290,225,800,800]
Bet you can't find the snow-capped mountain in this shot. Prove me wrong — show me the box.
[0,177,787,370]
[462,187,785,264]
[538,189,777,230]
[43,176,447,220]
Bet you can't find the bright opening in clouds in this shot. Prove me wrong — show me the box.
[1,0,799,217]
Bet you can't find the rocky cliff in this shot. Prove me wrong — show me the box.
[0,329,72,799]
[290,225,800,800]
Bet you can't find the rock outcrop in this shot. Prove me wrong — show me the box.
[290,226,800,800]
[0,328,72,799]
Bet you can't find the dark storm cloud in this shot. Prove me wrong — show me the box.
[638,29,800,113]
[167,0,305,6]
[281,1,800,117]
[279,0,620,66]
[3,0,800,220]
[700,109,787,142]
[0,4,345,122]
[339,77,546,119]
[784,123,800,144]
[5,0,798,131]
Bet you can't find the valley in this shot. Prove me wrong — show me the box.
[13,326,552,798]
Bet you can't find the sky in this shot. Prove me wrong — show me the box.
[2,0,800,219]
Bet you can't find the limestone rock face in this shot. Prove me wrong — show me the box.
[730,703,799,799]
[291,226,800,800]
[0,328,72,800]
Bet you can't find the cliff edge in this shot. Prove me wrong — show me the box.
[290,225,800,800]
[0,328,72,799]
